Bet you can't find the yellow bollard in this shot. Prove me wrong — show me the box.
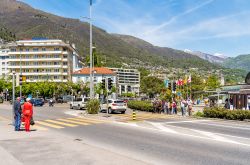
[132,111,136,121]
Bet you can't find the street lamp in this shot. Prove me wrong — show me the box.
[17,43,24,98]
[80,0,94,99]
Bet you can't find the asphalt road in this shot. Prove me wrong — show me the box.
[1,103,250,165]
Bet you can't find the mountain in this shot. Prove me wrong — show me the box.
[222,54,250,71]
[184,49,227,64]
[0,0,219,70]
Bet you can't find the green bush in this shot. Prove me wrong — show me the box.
[203,107,250,121]
[86,99,99,114]
[194,111,204,117]
[127,100,153,112]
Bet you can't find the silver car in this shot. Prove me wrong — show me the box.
[100,99,126,114]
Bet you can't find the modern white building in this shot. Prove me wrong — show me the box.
[8,39,82,83]
[109,68,140,95]
[72,67,116,86]
[0,48,9,78]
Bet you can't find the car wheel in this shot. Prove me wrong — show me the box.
[70,104,73,109]
[108,108,112,114]
[78,105,81,110]
[121,111,125,114]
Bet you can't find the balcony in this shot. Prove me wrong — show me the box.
[8,65,62,69]
[8,58,63,62]
[21,72,68,76]
[8,51,70,55]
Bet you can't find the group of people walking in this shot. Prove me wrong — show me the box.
[153,98,193,116]
[14,97,34,132]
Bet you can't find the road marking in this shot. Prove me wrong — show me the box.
[164,120,210,124]
[128,121,250,147]
[69,118,103,124]
[148,122,177,133]
[57,119,90,125]
[45,120,77,127]
[36,121,64,129]
[191,122,250,130]
[31,125,48,131]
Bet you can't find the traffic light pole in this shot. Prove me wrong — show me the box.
[105,78,108,115]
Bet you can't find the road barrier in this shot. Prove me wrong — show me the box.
[132,111,136,120]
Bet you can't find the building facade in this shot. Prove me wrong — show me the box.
[0,48,9,78]
[8,39,80,83]
[109,68,140,95]
[72,67,116,87]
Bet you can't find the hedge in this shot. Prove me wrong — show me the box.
[203,107,250,121]
[127,100,153,112]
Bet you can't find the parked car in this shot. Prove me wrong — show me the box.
[100,99,127,114]
[31,98,44,106]
[69,97,90,110]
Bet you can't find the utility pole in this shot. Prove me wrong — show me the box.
[89,0,94,99]
[12,71,16,125]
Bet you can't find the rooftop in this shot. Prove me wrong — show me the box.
[73,67,115,75]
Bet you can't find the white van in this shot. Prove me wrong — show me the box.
[69,97,90,110]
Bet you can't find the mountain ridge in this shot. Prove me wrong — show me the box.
[0,0,219,70]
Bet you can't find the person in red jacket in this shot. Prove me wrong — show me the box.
[22,98,33,132]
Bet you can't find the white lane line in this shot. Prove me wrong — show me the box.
[149,122,177,133]
[189,122,250,130]
[119,121,250,147]
[191,129,239,144]
[164,120,210,124]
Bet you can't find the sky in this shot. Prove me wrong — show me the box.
[20,0,250,57]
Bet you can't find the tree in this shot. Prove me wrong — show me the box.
[206,75,220,90]
[141,76,164,98]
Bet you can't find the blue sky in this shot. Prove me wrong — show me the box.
[21,0,250,57]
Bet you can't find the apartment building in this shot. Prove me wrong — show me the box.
[8,39,81,82]
[0,48,9,78]
[109,68,140,95]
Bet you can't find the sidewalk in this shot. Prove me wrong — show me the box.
[0,119,148,165]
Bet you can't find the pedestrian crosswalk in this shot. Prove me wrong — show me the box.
[32,117,108,131]
[116,113,175,122]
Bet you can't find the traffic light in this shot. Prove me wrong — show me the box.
[108,78,113,90]
[173,81,176,92]
[19,75,23,86]
[168,82,171,90]
[101,79,105,89]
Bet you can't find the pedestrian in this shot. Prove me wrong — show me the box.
[22,98,33,132]
[181,99,186,117]
[172,100,177,114]
[14,97,22,131]
[164,100,169,114]
[187,99,193,116]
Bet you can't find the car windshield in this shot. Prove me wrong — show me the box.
[114,101,124,103]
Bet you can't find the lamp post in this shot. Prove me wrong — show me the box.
[89,0,94,99]
[12,71,16,125]
[18,43,24,98]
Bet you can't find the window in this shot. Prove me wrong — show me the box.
[54,62,59,65]
[63,69,67,72]
[63,55,67,58]
[33,48,39,51]
[34,55,39,58]
[11,49,16,52]
[26,48,29,52]
[63,62,67,65]
[54,76,59,79]
[34,62,39,65]
[63,76,67,79]
[54,48,60,51]
[54,69,60,72]
[54,55,59,58]
[42,48,46,51]
[20,48,23,52]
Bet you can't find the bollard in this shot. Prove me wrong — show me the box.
[132,111,136,121]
